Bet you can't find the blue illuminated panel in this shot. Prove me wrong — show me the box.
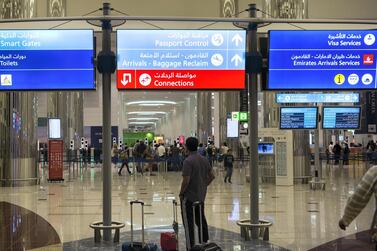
[0,30,95,90]
[322,107,361,129]
[268,30,377,90]
[258,143,274,154]
[276,93,359,103]
[280,107,318,129]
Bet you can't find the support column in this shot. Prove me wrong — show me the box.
[197,92,212,144]
[47,0,83,149]
[0,0,38,186]
[262,0,311,181]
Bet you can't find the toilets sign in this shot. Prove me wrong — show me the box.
[0,30,95,90]
[116,30,246,90]
[267,30,377,90]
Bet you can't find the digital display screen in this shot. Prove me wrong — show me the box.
[0,30,95,90]
[322,107,361,129]
[276,93,359,103]
[48,118,61,139]
[227,118,239,138]
[267,30,377,90]
[258,143,274,154]
[280,107,318,129]
[117,30,246,90]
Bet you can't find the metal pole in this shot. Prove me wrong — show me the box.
[101,2,112,241]
[314,129,321,180]
[247,3,259,240]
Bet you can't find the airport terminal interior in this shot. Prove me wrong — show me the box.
[2,0,377,250]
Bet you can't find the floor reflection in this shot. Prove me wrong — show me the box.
[0,201,60,250]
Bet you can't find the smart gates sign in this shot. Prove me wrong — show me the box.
[0,30,95,90]
[267,30,377,90]
[116,30,246,90]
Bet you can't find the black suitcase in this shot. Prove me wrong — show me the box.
[121,200,159,251]
[189,201,221,251]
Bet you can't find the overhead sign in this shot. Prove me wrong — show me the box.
[322,106,361,129]
[276,93,360,103]
[267,30,377,90]
[0,30,95,90]
[280,107,318,129]
[116,30,246,90]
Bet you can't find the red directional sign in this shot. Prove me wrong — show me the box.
[117,69,245,90]
[116,30,246,90]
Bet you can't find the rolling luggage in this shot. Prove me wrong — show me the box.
[122,200,159,251]
[190,202,221,251]
[160,200,179,251]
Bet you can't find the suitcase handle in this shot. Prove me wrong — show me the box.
[130,200,145,247]
[192,201,204,244]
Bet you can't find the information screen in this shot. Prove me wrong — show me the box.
[322,107,361,129]
[48,118,61,139]
[258,143,274,154]
[0,30,95,90]
[276,93,359,103]
[280,107,318,129]
[117,30,246,90]
[227,118,239,138]
[267,30,377,90]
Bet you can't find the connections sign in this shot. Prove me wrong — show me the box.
[117,30,246,90]
[0,30,95,90]
[267,30,377,90]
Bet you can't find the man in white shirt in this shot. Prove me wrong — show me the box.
[157,143,166,171]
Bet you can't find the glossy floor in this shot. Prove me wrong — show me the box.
[0,161,375,250]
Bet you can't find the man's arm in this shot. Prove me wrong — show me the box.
[180,176,190,197]
[339,166,377,229]
[207,169,215,186]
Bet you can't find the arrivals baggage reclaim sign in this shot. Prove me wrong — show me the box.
[0,30,95,90]
[267,30,377,90]
[116,30,246,90]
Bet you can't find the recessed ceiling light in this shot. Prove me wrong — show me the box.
[128,122,156,125]
[139,104,165,106]
[126,101,176,105]
[127,111,167,115]
[128,118,159,121]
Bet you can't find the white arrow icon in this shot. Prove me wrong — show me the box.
[121,73,132,86]
[231,54,242,66]
[231,34,243,46]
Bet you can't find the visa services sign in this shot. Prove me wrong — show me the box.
[116,30,246,90]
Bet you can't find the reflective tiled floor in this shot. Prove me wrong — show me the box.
[0,161,375,250]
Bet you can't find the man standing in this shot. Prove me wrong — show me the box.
[179,137,215,250]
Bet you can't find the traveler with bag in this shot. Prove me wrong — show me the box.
[179,137,215,250]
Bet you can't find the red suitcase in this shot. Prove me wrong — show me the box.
[160,200,179,251]
[160,232,177,250]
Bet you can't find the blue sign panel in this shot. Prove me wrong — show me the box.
[276,93,359,103]
[258,143,274,154]
[268,30,377,90]
[116,30,246,90]
[322,107,361,129]
[280,107,318,129]
[0,30,95,90]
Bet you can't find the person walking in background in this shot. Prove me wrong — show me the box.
[339,165,377,246]
[179,137,215,250]
[223,149,234,183]
[111,143,119,167]
[343,142,350,165]
[118,147,131,175]
[333,141,342,165]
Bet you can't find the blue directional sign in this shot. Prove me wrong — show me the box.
[276,93,360,103]
[0,30,95,90]
[280,107,318,129]
[116,30,246,90]
[267,30,377,90]
[322,107,361,129]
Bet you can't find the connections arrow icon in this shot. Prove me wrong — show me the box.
[231,54,242,67]
[121,73,132,86]
[231,34,243,46]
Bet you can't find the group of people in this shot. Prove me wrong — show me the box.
[327,141,350,165]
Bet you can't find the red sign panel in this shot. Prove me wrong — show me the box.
[117,69,245,90]
[48,140,64,181]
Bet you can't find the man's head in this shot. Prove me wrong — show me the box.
[185,137,199,152]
